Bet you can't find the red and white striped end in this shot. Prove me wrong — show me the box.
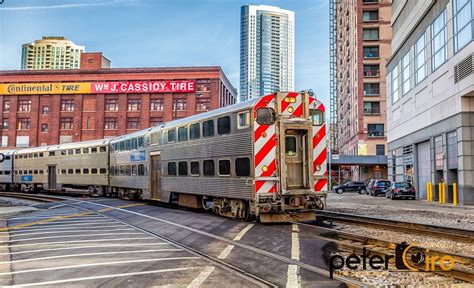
[254,94,277,194]
[280,92,303,118]
[310,98,328,192]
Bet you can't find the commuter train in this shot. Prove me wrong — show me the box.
[0,92,328,222]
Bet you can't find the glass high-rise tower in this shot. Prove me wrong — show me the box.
[240,5,295,102]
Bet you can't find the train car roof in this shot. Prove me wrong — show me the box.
[15,138,111,154]
[0,150,16,155]
[109,127,152,144]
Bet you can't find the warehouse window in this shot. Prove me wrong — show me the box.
[235,158,250,177]
[178,161,188,176]
[60,118,73,130]
[3,100,10,112]
[217,116,231,135]
[168,129,176,143]
[178,126,188,141]
[127,99,141,111]
[174,99,186,110]
[2,118,9,130]
[42,106,49,114]
[203,160,215,176]
[18,100,31,112]
[189,123,200,139]
[60,99,74,111]
[138,164,145,176]
[17,118,30,130]
[104,118,117,130]
[202,120,214,137]
[218,160,231,176]
[150,99,163,111]
[168,162,176,176]
[150,117,163,126]
[105,99,118,111]
[190,161,200,176]
[127,118,140,130]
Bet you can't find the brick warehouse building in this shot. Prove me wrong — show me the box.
[0,66,237,148]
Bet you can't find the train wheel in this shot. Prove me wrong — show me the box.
[91,186,104,197]
[118,188,131,200]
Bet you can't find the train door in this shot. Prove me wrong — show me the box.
[48,165,56,190]
[150,153,161,200]
[284,129,309,190]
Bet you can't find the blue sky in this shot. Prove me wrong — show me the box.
[0,0,329,104]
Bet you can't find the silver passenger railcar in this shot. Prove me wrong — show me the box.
[13,139,110,195]
[0,150,15,191]
[109,129,150,200]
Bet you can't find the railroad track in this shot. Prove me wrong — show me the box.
[0,191,62,203]
[315,210,474,242]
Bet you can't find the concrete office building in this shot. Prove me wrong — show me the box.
[21,36,85,70]
[240,5,294,102]
[386,0,474,204]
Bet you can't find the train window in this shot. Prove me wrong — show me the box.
[100,146,107,152]
[218,160,231,176]
[178,126,188,142]
[29,170,33,174]
[126,140,132,150]
[131,165,137,176]
[47,151,54,157]
[168,162,176,176]
[217,116,231,135]
[138,164,145,176]
[120,166,125,175]
[91,147,97,153]
[33,170,38,174]
[15,155,18,159]
[202,120,214,137]
[125,166,131,176]
[235,158,251,177]
[39,153,43,158]
[237,112,250,129]
[91,168,98,174]
[138,137,144,148]
[34,153,38,158]
[19,171,22,175]
[29,154,33,158]
[178,161,188,176]
[132,139,137,150]
[83,148,89,154]
[5,171,11,175]
[14,171,18,175]
[83,168,89,174]
[150,133,159,145]
[68,169,73,174]
[61,169,66,174]
[189,123,200,139]
[310,109,324,126]
[117,142,123,151]
[68,149,74,155]
[75,149,81,154]
[110,167,114,176]
[285,136,297,156]
[0,171,3,175]
[203,160,215,176]
[190,161,200,176]
[100,168,107,174]
[75,168,81,174]
[168,129,176,143]
[59,150,65,156]
[256,108,276,125]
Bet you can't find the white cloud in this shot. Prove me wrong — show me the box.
[0,0,137,11]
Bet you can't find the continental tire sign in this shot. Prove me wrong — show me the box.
[0,81,195,95]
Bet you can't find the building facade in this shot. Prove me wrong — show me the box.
[334,0,392,180]
[386,0,474,204]
[21,36,85,70]
[240,5,294,102]
[0,67,237,148]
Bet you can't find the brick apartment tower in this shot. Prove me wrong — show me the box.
[335,0,391,178]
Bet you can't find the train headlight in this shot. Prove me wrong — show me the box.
[284,97,297,103]
[316,165,321,172]
[288,106,294,113]
[262,165,268,172]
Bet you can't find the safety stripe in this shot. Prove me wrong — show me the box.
[255,135,276,167]
[314,179,328,191]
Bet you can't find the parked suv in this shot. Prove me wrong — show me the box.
[386,182,416,200]
[333,181,367,194]
[368,180,391,197]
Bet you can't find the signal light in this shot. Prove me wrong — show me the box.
[284,97,297,103]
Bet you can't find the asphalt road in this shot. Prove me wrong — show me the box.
[0,198,346,287]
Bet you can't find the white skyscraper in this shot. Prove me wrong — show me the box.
[240,5,295,102]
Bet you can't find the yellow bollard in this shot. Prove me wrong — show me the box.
[438,183,442,204]
[426,182,430,201]
[429,182,433,202]
[442,182,446,204]
[453,183,457,207]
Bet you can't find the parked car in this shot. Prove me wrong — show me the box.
[368,180,391,197]
[333,181,367,194]
[386,182,416,200]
